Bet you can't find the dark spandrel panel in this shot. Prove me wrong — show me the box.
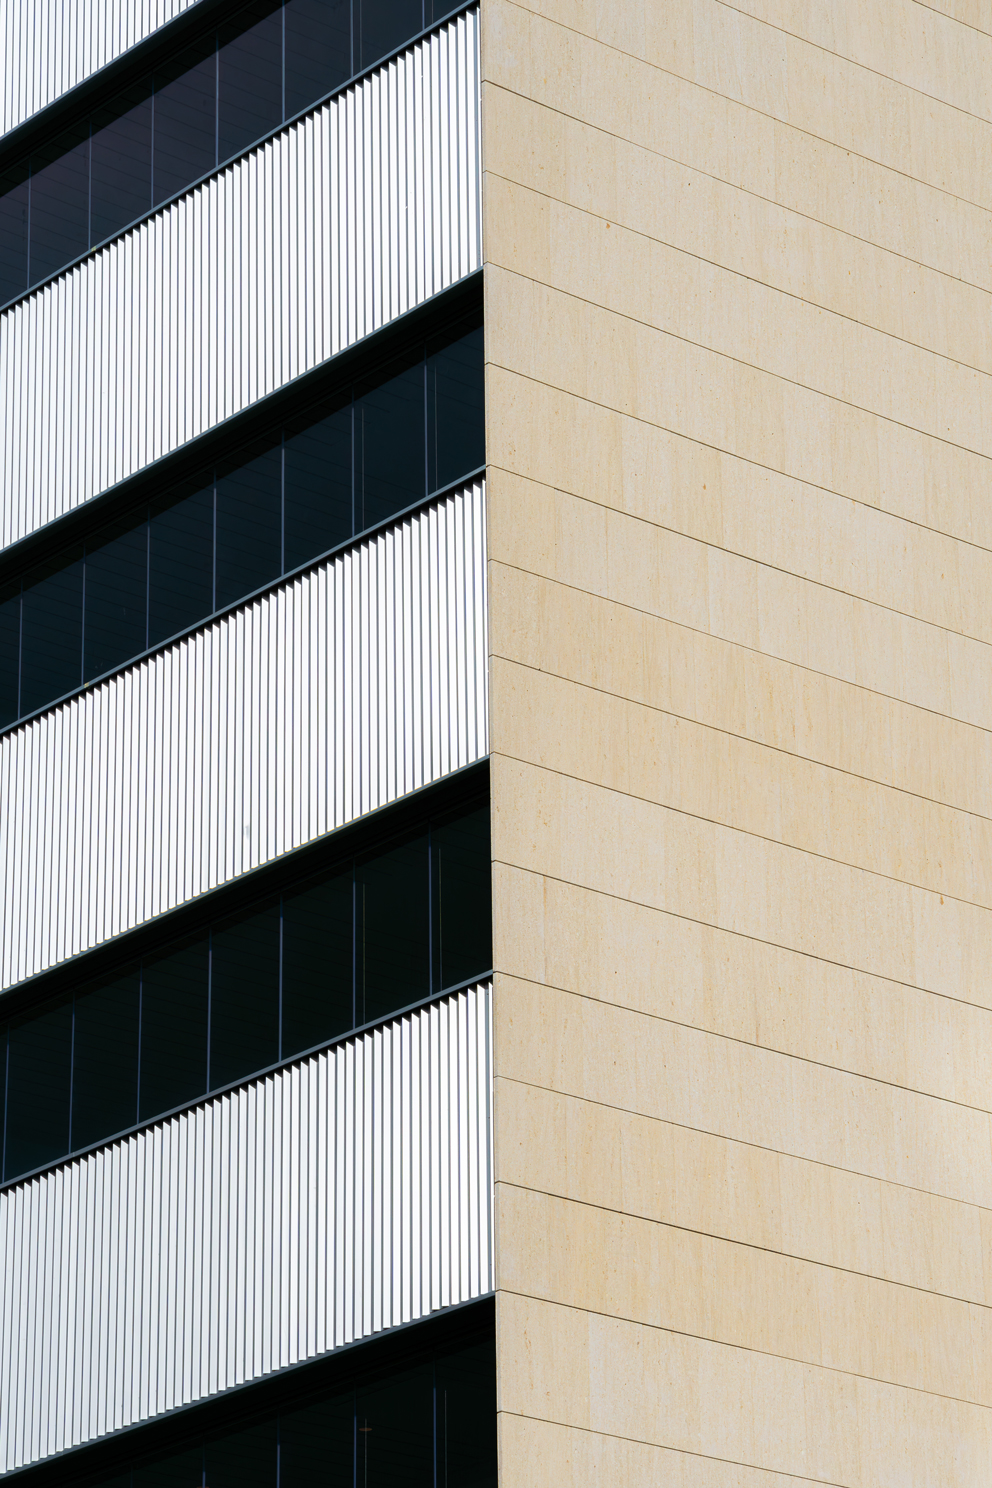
[153,36,217,206]
[357,831,429,1024]
[428,323,484,492]
[149,481,215,645]
[356,1362,433,1488]
[426,0,462,18]
[209,903,280,1089]
[4,998,72,1180]
[71,969,140,1151]
[281,871,354,1056]
[0,166,29,305]
[436,1341,497,1488]
[205,1416,277,1488]
[0,1029,6,1183]
[132,1444,203,1488]
[283,404,353,572]
[355,356,425,529]
[20,547,83,716]
[215,444,282,609]
[433,805,491,991]
[0,583,19,728]
[356,0,423,70]
[284,0,351,118]
[90,83,153,244]
[218,1,285,163]
[279,1392,354,1487]
[29,124,90,286]
[84,511,149,681]
[139,937,209,1120]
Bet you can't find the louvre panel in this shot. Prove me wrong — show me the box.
[0,480,488,992]
[0,0,202,137]
[0,8,482,551]
[0,982,495,1472]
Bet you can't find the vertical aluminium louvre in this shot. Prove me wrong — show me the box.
[0,982,495,1473]
[0,7,482,550]
[0,479,488,992]
[0,0,202,136]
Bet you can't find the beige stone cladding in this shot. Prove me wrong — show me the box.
[482,0,992,1483]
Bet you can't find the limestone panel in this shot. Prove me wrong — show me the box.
[489,561,992,817]
[494,974,992,1208]
[484,454,992,733]
[486,182,992,460]
[492,757,992,1013]
[483,0,992,285]
[496,1185,992,1402]
[483,104,992,372]
[491,655,992,908]
[496,1079,992,1305]
[493,862,992,1110]
[498,1293,992,1485]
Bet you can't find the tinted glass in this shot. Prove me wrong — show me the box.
[356,0,422,70]
[72,969,141,1150]
[85,512,148,680]
[154,38,216,205]
[428,324,484,491]
[5,1000,72,1179]
[433,806,491,990]
[283,403,352,572]
[215,445,282,608]
[20,548,83,715]
[284,0,351,117]
[357,831,429,1023]
[209,904,280,1088]
[132,1445,203,1488]
[219,2,284,162]
[149,482,215,644]
[0,167,29,304]
[29,125,89,285]
[357,1361,433,1488]
[139,938,209,1119]
[355,356,424,528]
[90,84,153,244]
[205,1417,277,1488]
[436,1342,497,1488]
[281,871,353,1056]
[279,1392,354,1486]
[0,583,19,727]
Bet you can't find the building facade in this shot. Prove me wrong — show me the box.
[2,0,990,1484]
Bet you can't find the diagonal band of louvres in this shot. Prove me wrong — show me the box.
[0,981,495,1473]
[0,479,488,992]
[0,6,481,550]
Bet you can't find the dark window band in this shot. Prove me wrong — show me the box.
[4,1302,496,1488]
[0,789,492,1186]
[0,309,484,732]
[0,0,464,311]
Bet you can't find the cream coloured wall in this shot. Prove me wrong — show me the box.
[482,1,992,1483]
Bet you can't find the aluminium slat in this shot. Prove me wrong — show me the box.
[0,480,488,992]
[0,9,482,553]
[0,0,203,139]
[0,984,494,1472]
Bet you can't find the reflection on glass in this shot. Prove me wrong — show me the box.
[90,85,154,243]
[357,831,430,1024]
[149,482,215,645]
[209,904,281,1088]
[356,0,423,70]
[215,445,282,608]
[284,0,351,117]
[0,166,29,303]
[0,584,19,728]
[19,548,83,716]
[281,871,354,1055]
[283,404,352,572]
[4,1000,72,1180]
[356,356,424,528]
[219,1,285,162]
[139,938,209,1120]
[357,1362,434,1488]
[72,971,140,1150]
[85,514,149,681]
[29,125,89,286]
[153,37,217,205]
